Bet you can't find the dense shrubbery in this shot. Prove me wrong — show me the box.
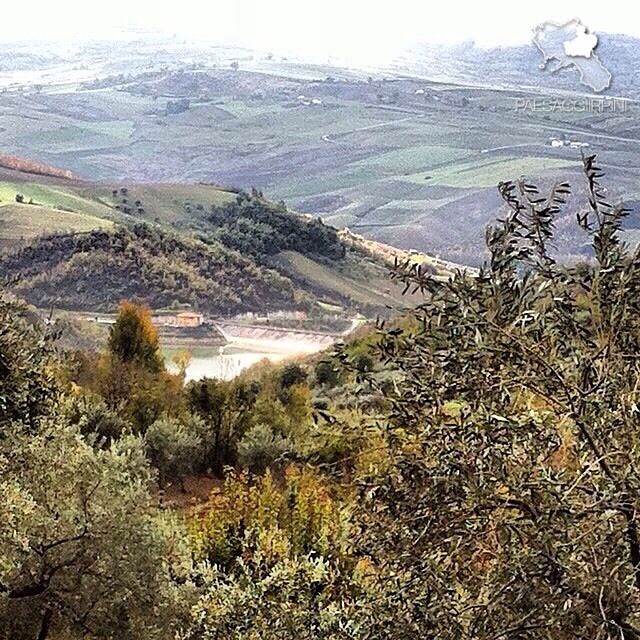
[64,303,318,479]
[184,466,359,640]
[236,422,292,472]
[203,192,346,262]
[191,466,350,567]
[0,299,60,430]
[0,298,192,640]
[328,156,640,637]
[0,224,298,314]
[146,415,204,488]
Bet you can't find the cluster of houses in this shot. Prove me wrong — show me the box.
[550,137,590,149]
[152,312,204,328]
[296,95,323,106]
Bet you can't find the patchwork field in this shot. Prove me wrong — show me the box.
[2,49,640,265]
[400,155,576,188]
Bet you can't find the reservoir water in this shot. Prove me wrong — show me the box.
[163,335,332,381]
[163,345,293,381]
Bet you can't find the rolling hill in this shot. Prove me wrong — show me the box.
[3,38,640,266]
[0,166,430,317]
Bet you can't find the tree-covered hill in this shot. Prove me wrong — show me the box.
[0,168,429,316]
[0,219,407,315]
[0,224,299,314]
[198,191,345,261]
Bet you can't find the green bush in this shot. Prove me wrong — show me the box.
[67,395,131,445]
[279,363,307,390]
[145,416,203,488]
[237,423,291,473]
[314,359,339,387]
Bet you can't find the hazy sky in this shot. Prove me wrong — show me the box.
[2,0,638,62]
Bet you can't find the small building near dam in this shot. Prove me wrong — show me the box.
[175,312,204,328]
[152,312,205,328]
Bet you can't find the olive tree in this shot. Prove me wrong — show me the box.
[0,297,59,430]
[340,156,640,639]
[145,415,204,488]
[0,298,191,640]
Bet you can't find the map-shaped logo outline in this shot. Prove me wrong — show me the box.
[533,19,612,93]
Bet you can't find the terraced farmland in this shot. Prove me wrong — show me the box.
[2,58,640,265]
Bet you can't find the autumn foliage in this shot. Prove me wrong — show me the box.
[0,153,73,179]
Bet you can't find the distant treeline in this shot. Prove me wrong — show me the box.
[0,153,73,179]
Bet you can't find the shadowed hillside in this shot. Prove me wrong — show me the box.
[0,225,297,314]
[0,168,432,316]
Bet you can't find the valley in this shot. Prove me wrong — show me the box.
[4,13,640,639]
[1,38,640,265]
[0,162,427,381]
[0,164,428,317]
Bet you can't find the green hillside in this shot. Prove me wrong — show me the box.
[0,202,112,248]
[0,167,237,227]
[0,168,424,316]
[271,250,401,309]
